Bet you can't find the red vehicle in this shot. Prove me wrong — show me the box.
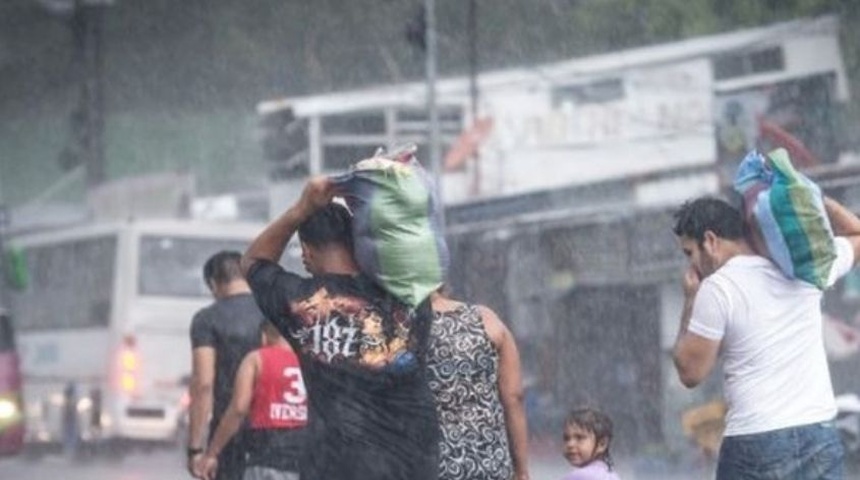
[0,308,24,456]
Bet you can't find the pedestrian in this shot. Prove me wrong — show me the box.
[672,195,860,479]
[426,290,530,480]
[240,177,440,480]
[197,321,306,480]
[61,382,80,459]
[187,251,264,480]
[559,407,620,480]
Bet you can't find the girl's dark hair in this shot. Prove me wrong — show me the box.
[672,196,745,245]
[565,407,615,469]
[298,203,353,250]
[202,250,244,286]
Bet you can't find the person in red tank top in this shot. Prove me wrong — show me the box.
[198,322,307,480]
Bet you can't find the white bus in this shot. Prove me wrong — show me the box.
[5,219,287,450]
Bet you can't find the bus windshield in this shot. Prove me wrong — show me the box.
[137,235,249,298]
[9,235,117,331]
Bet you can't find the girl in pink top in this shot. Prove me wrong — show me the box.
[560,407,621,480]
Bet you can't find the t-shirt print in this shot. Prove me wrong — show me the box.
[287,285,417,373]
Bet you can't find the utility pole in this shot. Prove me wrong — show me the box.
[467,0,481,195]
[424,0,444,226]
[0,205,9,310]
[468,0,478,122]
[72,0,108,188]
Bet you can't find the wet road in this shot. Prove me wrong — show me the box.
[0,447,694,480]
[0,449,190,480]
[0,447,856,480]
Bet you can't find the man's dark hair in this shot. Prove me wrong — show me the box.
[673,197,745,244]
[202,250,244,285]
[298,203,353,249]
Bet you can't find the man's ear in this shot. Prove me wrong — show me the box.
[702,230,719,254]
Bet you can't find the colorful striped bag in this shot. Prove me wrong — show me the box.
[331,145,449,308]
[733,148,836,289]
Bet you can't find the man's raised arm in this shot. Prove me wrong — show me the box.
[824,196,860,266]
[241,177,334,277]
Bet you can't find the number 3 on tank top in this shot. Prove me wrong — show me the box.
[282,366,307,404]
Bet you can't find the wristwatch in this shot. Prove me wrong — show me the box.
[187,446,204,458]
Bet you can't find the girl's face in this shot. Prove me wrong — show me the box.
[563,423,607,468]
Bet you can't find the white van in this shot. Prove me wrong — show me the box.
[6,219,295,449]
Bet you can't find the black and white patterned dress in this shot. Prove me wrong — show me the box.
[426,304,513,480]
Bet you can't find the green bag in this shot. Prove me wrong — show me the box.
[332,146,449,307]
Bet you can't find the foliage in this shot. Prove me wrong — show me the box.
[2,0,859,108]
[2,0,860,204]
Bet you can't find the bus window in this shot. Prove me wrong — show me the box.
[10,236,117,331]
[0,311,24,456]
[138,236,249,298]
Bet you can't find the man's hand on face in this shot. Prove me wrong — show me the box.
[299,176,336,215]
[682,266,701,299]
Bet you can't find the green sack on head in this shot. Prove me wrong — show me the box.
[332,145,449,308]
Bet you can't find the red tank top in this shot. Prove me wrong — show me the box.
[249,345,308,430]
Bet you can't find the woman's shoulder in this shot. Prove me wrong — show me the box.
[430,293,467,313]
[475,304,509,347]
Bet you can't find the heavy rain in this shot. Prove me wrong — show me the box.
[2,1,860,479]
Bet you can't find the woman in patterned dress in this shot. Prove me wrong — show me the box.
[426,291,530,480]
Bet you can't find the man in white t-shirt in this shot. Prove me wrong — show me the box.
[672,196,860,480]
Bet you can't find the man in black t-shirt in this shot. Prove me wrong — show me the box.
[240,177,440,480]
[187,251,264,480]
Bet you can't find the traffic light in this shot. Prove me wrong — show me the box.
[259,109,309,181]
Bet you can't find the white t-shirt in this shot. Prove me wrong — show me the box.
[688,237,854,436]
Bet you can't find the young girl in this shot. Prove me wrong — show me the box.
[560,407,621,480]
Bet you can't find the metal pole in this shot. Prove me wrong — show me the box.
[425,0,445,227]
[74,0,107,188]
[0,205,10,311]
[0,156,8,309]
[467,0,481,195]
[468,0,478,122]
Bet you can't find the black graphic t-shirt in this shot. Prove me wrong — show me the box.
[247,260,440,480]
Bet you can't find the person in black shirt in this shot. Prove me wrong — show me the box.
[187,251,264,480]
[240,177,440,480]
